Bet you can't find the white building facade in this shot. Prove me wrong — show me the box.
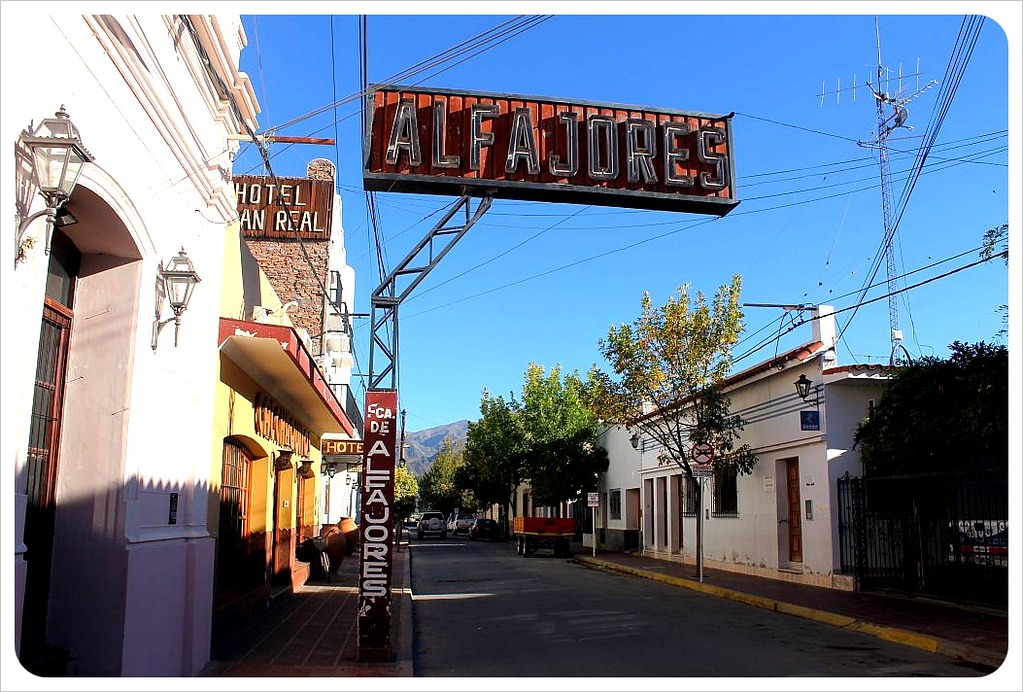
[3,13,259,677]
[595,307,890,589]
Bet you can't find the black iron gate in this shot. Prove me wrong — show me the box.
[837,469,1007,609]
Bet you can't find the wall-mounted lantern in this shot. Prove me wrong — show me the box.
[151,248,201,350]
[15,106,94,265]
[794,374,821,409]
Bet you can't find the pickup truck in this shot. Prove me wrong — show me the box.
[513,516,576,557]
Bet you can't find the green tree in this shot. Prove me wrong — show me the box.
[519,363,608,508]
[853,341,1008,475]
[590,276,756,576]
[463,389,527,531]
[393,464,419,523]
[417,436,466,516]
[980,222,1008,341]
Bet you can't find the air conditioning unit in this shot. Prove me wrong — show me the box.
[325,312,346,333]
[326,334,351,354]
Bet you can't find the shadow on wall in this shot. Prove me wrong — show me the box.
[18,474,324,676]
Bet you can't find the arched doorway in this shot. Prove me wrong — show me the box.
[18,183,143,674]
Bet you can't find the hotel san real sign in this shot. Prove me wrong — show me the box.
[235,174,334,240]
[364,85,738,215]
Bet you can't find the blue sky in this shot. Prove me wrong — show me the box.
[233,5,1016,432]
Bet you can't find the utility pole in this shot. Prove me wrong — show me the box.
[399,408,407,467]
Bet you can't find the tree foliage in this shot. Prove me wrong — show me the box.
[519,364,608,506]
[461,389,525,511]
[416,436,469,515]
[590,275,757,479]
[853,341,1008,475]
[462,364,609,516]
[979,222,1008,341]
[393,464,419,522]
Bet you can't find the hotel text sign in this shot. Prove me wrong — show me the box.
[364,85,738,215]
[235,175,333,240]
[322,439,363,456]
[357,390,398,657]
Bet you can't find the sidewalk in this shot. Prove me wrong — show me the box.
[200,536,413,677]
[573,550,1009,670]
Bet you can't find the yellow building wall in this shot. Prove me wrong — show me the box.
[208,221,326,567]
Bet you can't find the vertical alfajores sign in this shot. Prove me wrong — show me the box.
[364,85,738,215]
[357,390,398,658]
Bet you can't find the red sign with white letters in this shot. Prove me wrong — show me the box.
[364,85,738,215]
[357,390,398,655]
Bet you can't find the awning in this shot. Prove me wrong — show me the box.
[218,318,356,439]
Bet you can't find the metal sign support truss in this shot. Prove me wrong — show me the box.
[368,193,493,391]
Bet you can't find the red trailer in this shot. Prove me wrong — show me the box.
[513,516,576,558]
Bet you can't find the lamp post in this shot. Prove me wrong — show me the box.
[151,248,201,350]
[16,106,94,265]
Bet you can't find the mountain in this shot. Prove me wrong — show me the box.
[403,420,469,477]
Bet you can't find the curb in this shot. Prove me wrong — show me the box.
[573,555,1003,670]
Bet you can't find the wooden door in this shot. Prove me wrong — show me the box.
[21,300,73,658]
[786,459,803,563]
[272,466,295,585]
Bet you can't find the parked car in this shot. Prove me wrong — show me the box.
[448,512,475,535]
[468,517,500,540]
[417,510,447,539]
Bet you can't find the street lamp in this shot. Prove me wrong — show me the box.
[151,248,201,350]
[16,106,94,265]
[794,374,820,408]
[629,431,641,450]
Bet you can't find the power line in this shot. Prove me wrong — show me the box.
[395,140,1001,323]
[732,250,1004,366]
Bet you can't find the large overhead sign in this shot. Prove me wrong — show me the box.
[364,85,738,215]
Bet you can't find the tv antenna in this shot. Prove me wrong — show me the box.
[819,17,937,365]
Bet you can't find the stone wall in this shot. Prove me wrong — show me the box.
[244,239,328,353]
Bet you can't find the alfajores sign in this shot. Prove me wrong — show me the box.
[357,391,398,658]
[364,85,738,215]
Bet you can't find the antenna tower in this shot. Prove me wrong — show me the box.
[820,17,936,365]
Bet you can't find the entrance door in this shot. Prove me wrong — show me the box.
[785,458,803,563]
[272,465,295,587]
[22,301,74,658]
[21,232,80,664]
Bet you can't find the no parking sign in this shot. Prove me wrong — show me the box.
[691,443,714,476]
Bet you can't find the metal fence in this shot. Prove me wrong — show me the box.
[837,468,1007,609]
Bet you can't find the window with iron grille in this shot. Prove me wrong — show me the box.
[608,489,622,520]
[218,442,252,589]
[680,476,698,516]
[713,467,738,516]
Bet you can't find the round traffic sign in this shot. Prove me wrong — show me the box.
[691,442,714,466]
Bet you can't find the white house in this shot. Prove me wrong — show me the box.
[594,306,891,589]
[3,13,259,677]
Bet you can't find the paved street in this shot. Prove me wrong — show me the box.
[408,535,988,678]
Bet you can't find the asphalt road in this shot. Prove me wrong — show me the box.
[407,532,988,679]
